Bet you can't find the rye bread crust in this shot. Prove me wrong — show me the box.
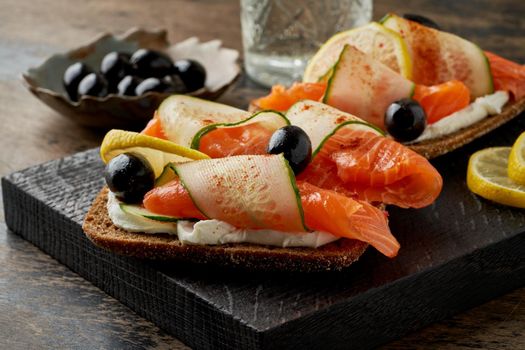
[249,97,525,159]
[82,188,369,272]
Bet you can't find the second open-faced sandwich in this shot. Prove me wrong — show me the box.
[251,14,525,158]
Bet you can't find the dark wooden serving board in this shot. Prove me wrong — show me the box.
[2,115,525,350]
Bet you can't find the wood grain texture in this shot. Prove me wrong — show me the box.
[0,0,524,349]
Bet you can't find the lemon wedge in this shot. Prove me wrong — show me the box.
[100,130,209,177]
[303,22,412,83]
[508,131,525,185]
[467,147,525,208]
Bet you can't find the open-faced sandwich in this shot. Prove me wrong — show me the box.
[251,14,525,158]
[83,95,443,271]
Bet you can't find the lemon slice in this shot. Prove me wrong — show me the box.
[100,130,209,177]
[508,132,525,185]
[467,147,525,208]
[303,22,412,83]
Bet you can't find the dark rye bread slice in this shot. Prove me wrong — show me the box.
[248,97,525,159]
[82,188,369,272]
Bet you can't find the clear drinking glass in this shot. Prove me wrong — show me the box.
[240,0,372,87]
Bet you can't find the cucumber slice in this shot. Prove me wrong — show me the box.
[157,95,250,147]
[154,163,178,187]
[119,203,181,222]
[286,100,383,154]
[190,110,290,150]
[323,44,415,130]
[172,154,307,232]
[381,13,493,98]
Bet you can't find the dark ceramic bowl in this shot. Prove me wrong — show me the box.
[22,28,240,129]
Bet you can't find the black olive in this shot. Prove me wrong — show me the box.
[77,72,109,98]
[173,59,206,92]
[267,125,312,174]
[100,51,133,92]
[130,49,174,78]
[134,77,177,95]
[117,75,143,96]
[162,74,188,93]
[63,62,93,101]
[104,153,155,203]
[385,98,427,142]
[403,14,441,30]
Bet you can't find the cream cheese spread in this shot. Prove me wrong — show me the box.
[107,192,339,248]
[412,90,509,143]
[176,220,339,248]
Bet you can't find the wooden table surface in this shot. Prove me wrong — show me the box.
[0,0,523,348]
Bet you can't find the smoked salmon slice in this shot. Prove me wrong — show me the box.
[142,113,168,140]
[253,82,327,111]
[143,178,206,220]
[197,122,274,158]
[413,80,471,124]
[144,178,400,257]
[298,128,443,208]
[298,181,399,257]
[251,80,471,125]
[485,51,525,100]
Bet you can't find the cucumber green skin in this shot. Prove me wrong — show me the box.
[119,203,182,222]
[322,44,348,104]
[169,163,211,220]
[190,110,290,150]
[155,164,178,187]
[479,45,495,94]
[378,13,393,24]
[318,67,334,83]
[152,162,212,220]
[283,155,309,231]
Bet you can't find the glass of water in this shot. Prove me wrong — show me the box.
[240,0,372,87]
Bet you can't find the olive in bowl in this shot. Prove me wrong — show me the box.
[100,51,133,92]
[63,49,206,99]
[130,49,175,78]
[117,75,143,96]
[63,62,94,101]
[24,29,239,129]
[135,77,180,95]
[77,72,109,98]
[174,59,206,92]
